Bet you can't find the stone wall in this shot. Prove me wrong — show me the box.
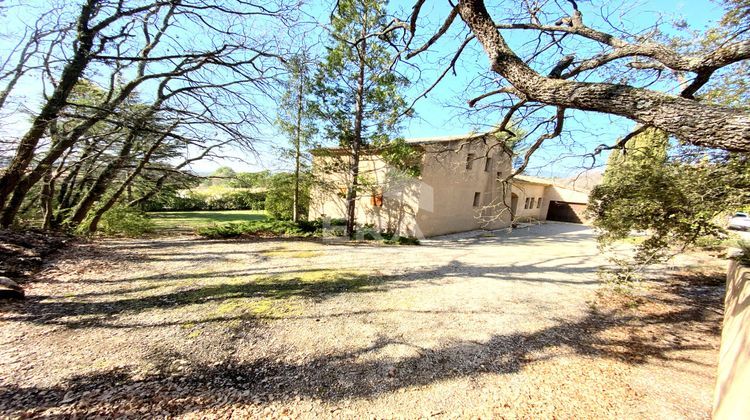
[713,258,750,419]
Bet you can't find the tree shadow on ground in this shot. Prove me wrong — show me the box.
[3,253,604,329]
[0,269,724,417]
[2,268,390,328]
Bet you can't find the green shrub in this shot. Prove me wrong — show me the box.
[89,206,155,236]
[265,173,310,220]
[353,228,419,245]
[296,219,323,233]
[328,218,347,226]
[388,236,420,245]
[197,220,308,239]
[694,235,725,251]
[196,218,419,244]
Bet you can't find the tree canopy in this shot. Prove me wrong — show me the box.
[590,128,750,263]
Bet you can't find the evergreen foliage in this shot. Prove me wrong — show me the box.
[590,128,750,263]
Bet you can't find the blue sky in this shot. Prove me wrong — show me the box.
[388,0,727,178]
[223,0,727,177]
[0,0,728,177]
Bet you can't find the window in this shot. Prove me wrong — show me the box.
[524,197,530,209]
[371,193,383,207]
[484,157,492,172]
[473,192,481,207]
[529,197,535,208]
[537,197,543,208]
[466,153,475,170]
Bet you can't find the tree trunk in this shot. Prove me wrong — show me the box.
[456,0,750,152]
[67,134,137,228]
[0,75,155,227]
[40,172,55,230]
[345,22,368,238]
[88,131,167,232]
[0,0,98,211]
[293,65,304,223]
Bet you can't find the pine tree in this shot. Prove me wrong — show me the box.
[312,0,410,237]
[278,54,316,222]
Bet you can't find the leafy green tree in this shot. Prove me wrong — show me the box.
[312,0,411,237]
[206,167,237,186]
[590,128,750,264]
[229,171,272,189]
[589,1,750,267]
[265,172,310,220]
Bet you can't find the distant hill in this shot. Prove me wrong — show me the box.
[553,169,603,192]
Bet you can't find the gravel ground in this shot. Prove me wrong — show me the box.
[0,223,724,418]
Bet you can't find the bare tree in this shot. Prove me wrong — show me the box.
[398,0,750,159]
[0,0,300,228]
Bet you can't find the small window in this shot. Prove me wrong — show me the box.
[466,153,475,170]
[371,193,383,207]
[473,192,481,207]
[529,197,535,208]
[484,157,492,172]
[524,197,530,209]
[537,197,543,208]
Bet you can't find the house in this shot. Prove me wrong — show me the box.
[511,175,591,224]
[309,132,590,238]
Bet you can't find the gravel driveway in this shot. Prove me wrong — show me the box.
[0,222,722,418]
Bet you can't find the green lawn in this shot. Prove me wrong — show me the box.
[149,210,267,233]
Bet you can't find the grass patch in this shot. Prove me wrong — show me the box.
[149,210,267,232]
[186,330,203,339]
[617,236,647,245]
[259,247,322,259]
[166,269,382,321]
[214,298,302,318]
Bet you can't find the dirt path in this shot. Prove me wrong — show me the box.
[0,223,724,418]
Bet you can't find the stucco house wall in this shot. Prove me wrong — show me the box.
[309,134,513,238]
[714,258,750,419]
[415,139,512,236]
[511,181,549,221]
[309,152,422,236]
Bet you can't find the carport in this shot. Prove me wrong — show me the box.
[512,175,591,224]
[546,201,587,223]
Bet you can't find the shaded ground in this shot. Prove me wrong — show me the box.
[148,210,267,234]
[0,223,724,418]
[0,229,72,285]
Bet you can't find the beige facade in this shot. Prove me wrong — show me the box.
[510,177,550,221]
[511,175,591,224]
[309,134,591,237]
[713,259,750,419]
[310,133,514,237]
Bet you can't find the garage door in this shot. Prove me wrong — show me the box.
[546,201,587,224]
